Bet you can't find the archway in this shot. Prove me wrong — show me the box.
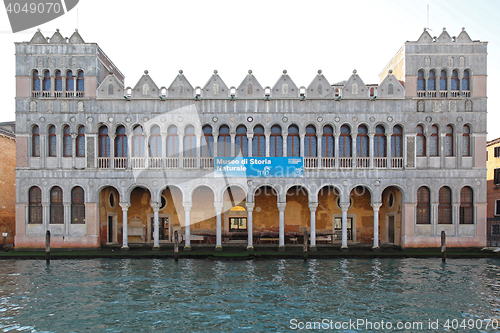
[98,186,121,246]
[127,186,151,244]
[380,186,403,246]
[284,185,309,237]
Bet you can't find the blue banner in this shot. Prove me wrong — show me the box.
[214,157,303,178]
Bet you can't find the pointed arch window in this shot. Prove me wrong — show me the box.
[55,70,62,91]
[416,125,426,156]
[98,126,110,157]
[50,186,64,224]
[417,70,425,91]
[428,70,436,91]
[76,125,85,157]
[63,125,72,157]
[374,125,386,157]
[417,186,431,224]
[201,125,213,157]
[71,186,85,224]
[451,70,459,91]
[183,125,196,158]
[115,125,127,158]
[440,70,447,91]
[430,125,439,156]
[32,70,40,91]
[252,125,265,157]
[66,70,74,91]
[287,125,300,157]
[459,186,473,224]
[29,186,42,224]
[356,125,369,157]
[132,125,145,157]
[339,125,352,157]
[462,70,470,91]
[43,70,51,91]
[48,125,56,157]
[167,126,179,157]
[438,186,452,224]
[322,125,334,157]
[270,125,283,157]
[218,125,231,157]
[77,70,84,92]
[462,125,471,157]
[235,125,248,157]
[32,125,40,157]
[149,125,161,158]
[445,125,454,157]
[391,125,403,157]
[304,125,317,157]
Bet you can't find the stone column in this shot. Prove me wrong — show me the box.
[340,202,350,250]
[120,203,130,250]
[215,202,223,250]
[212,134,218,158]
[144,133,150,169]
[151,201,160,250]
[351,132,357,167]
[277,202,286,250]
[230,133,236,157]
[457,131,462,169]
[246,202,254,251]
[56,133,62,168]
[425,133,430,168]
[41,134,47,168]
[282,134,288,157]
[368,133,374,168]
[247,134,253,157]
[309,202,318,250]
[371,202,382,249]
[109,134,115,169]
[453,203,460,235]
[71,133,77,168]
[432,203,439,235]
[440,133,446,168]
[42,202,49,233]
[127,134,132,169]
[265,133,270,157]
[178,133,184,161]
[299,133,305,158]
[386,132,392,168]
[183,202,192,250]
[334,134,340,169]
[196,135,202,168]
[161,134,167,160]
[64,202,70,235]
[316,133,322,167]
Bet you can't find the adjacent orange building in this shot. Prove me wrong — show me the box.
[487,139,500,219]
[0,122,16,246]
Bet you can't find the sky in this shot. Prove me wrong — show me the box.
[0,0,499,139]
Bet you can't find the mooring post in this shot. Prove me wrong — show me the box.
[441,230,446,263]
[2,233,7,251]
[45,230,51,264]
[174,230,179,262]
[303,230,308,262]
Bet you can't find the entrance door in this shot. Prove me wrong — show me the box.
[388,215,395,244]
[108,216,113,243]
[150,216,170,242]
[334,217,353,241]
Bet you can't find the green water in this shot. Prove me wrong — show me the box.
[0,258,499,332]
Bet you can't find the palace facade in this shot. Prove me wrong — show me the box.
[14,28,487,249]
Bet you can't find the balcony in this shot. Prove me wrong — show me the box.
[374,157,387,169]
[201,157,214,168]
[356,157,369,168]
[304,157,318,169]
[31,90,85,98]
[321,157,335,168]
[183,157,197,169]
[339,157,353,169]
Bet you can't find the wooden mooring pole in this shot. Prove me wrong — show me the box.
[174,230,179,262]
[45,230,51,264]
[441,230,446,263]
[303,230,308,262]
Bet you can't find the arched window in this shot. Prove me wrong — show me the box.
[445,125,454,157]
[32,125,40,157]
[50,186,64,224]
[391,125,403,157]
[416,186,431,224]
[43,70,51,91]
[29,186,42,224]
[339,125,352,157]
[451,70,459,91]
[440,70,447,91]
[369,87,375,97]
[115,125,127,158]
[55,70,62,91]
[462,70,470,91]
[77,70,84,92]
[438,186,452,224]
[287,125,300,157]
[76,125,85,157]
[71,186,85,224]
[416,125,426,157]
[149,125,161,158]
[66,70,74,91]
[374,125,386,157]
[132,125,145,157]
[430,125,439,156]
[183,125,196,158]
[252,125,265,157]
[428,70,436,91]
[322,125,334,157]
[48,125,56,157]
[460,186,473,224]
[32,70,40,91]
[304,125,317,157]
[167,125,179,157]
[201,125,213,157]
[63,125,72,157]
[235,125,248,157]
[417,70,425,91]
[270,125,283,157]
[356,125,369,157]
[462,125,471,157]
[98,126,110,157]
[218,125,231,157]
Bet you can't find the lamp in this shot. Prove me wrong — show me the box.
[2,232,7,250]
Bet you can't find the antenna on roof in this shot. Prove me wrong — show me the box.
[426,4,432,31]
[77,8,79,31]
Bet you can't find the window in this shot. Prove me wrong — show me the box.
[28,186,42,224]
[32,70,40,91]
[270,125,283,157]
[115,125,127,158]
[108,84,114,95]
[388,84,394,95]
[462,125,471,157]
[183,125,196,158]
[50,186,64,224]
[76,125,85,157]
[252,125,265,157]
[235,125,248,157]
[459,186,473,224]
[201,125,213,157]
[98,126,110,157]
[43,70,51,91]
[32,125,40,157]
[218,125,231,157]
[322,125,334,157]
[77,70,84,92]
[391,125,403,157]
[416,125,426,157]
[417,70,425,91]
[462,70,470,91]
[440,70,447,91]
[430,125,439,156]
[304,125,317,157]
[494,168,500,185]
[451,70,459,91]
[48,125,56,157]
[166,125,179,157]
[374,125,386,157]
[496,200,500,216]
[495,147,500,158]
[445,125,454,157]
[55,70,62,91]
[71,187,85,224]
[438,186,452,224]
[229,217,247,232]
[356,125,369,157]
[287,125,300,157]
[63,125,72,157]
[416,186,430,224]
[339,125,352,157]
[132,125,145,157]
[66,70,74,91]
[428,70,436,91]
[149,125,161,158]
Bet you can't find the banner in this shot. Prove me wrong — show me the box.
[214,157,303,178]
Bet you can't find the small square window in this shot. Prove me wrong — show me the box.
[496,200,500,216]
[495,169,500,185]
[495,146,500,158]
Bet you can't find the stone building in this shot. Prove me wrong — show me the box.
[14,28,487,249]
[0,122,16,246]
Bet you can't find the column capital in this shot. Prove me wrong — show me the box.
[246,202,255,211]
[339,202,350,211]
[308,202,318,211]
[70,133,78,139]
[214,202,224,212]
[150,201,161,212]
[247,133,254,140]
[119,203,131,210]
[108,134,116,140]
[277,202,286,211]
[183,202,192,211]
[371,202,382,210]
[42,202,50,207]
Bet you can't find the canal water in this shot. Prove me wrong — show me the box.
[0,258,499,332]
